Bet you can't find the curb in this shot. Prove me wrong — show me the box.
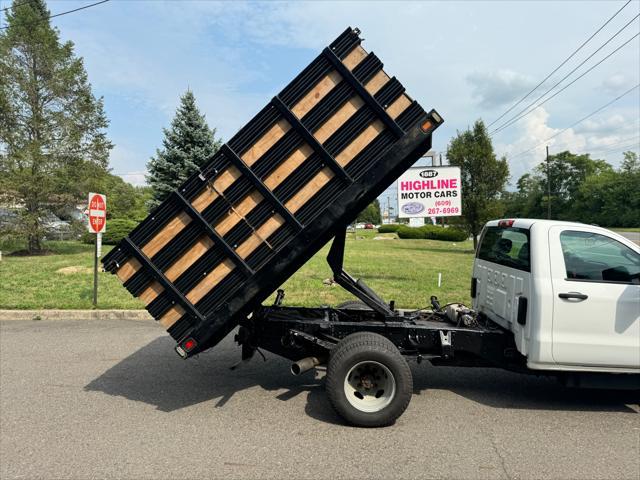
[0,310,152,321]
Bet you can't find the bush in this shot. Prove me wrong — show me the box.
[396,224,469,241]
[377,224,402,233]
[396,225,424,239]
[81,218,139,245]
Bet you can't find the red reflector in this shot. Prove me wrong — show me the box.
[498,219,515,228]
[183,338,196,351]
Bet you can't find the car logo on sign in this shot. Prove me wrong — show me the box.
[419,170,438,178]
[401,202,424,215]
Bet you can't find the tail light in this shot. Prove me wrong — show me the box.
[498,219,515,228]
[175,337,197,358]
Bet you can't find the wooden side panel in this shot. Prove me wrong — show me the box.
[365,70,390,95]
[116,258,142,283]
[142,212,192,258]
[164,236,214,282]
[186,259,235,304]
[263,144,314,190]
[236,215,285,258]
[114,38,418,327]
[159,305,185,329]
[292,70,342,119]
[241,119,290,166]
[191,166,242,213]
[214,191,263,237]
[336,120,386,167]
[285,167,335,213]
[139,281,164,304]
[343,46,367,70]
[314,96,365,144]
[387,95,412,120]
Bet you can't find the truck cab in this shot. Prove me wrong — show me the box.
[472,219,640,373]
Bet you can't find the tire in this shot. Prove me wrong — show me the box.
[326,332,413,427]
[336,300,371,310]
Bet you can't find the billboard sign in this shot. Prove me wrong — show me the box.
[397,166,461,218]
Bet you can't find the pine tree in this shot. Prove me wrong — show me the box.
[0,0,112,253]
[146,91,221,209]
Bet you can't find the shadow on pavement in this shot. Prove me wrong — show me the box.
[85,336,638,420]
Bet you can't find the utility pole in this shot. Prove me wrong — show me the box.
[546,146,551,220]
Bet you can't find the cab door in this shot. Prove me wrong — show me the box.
[549,227,640,369]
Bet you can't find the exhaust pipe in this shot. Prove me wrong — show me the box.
[291,356,323,375]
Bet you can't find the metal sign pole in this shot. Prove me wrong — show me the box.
[93,233,99,307]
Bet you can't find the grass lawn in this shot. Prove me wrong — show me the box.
[0,232,475,310]
[609,227,640,233]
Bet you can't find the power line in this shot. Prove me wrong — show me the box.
[491,32,639,135]
[506,83,640,159]
[491,16,640,135]
[0,0,109,30]
[1,0,32,13]
[487,0,632,128]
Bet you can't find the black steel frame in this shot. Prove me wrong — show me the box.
[102,27,445,357]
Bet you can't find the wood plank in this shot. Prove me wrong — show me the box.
[186,259,235,304]
[158,305,185,329]
[191,166,242,213]
[263,144,314,190]
[214,191,263,237]
[236,215,285,259]
[241,119,290,166]
[281,91,409,217]
[164,235,214,282]
[386,94,412,120]
[115,258,141,283]
[285,167,335,213]
[314,96,365,144]
[335,120,385,167]
[139,281,164,304]
[291,70,342,119]
[142,212,192,259]
[342,46,367,70]
[364,70,390,95]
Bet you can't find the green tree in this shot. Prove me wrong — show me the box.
[542,150,612,219]
[571,151,639,228]
[95,173,152,221]
[146,90,221,209]
[446,120,509,248]
[357,200,382,224]
[0,0,111,253]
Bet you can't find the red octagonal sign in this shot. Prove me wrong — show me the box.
[88,192,107,234]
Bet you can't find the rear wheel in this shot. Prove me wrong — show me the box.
[326,332,413,427]
[336,300,371,310]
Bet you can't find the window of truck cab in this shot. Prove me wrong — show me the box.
[477,226,531,272]
[559,230,640,284]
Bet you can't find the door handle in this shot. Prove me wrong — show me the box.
[558,292,588,300]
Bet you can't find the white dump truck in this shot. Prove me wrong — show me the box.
[473,219,640,376]
[103,26,638,427]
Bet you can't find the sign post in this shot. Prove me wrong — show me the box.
[397,166,462,220]
[88,192,107,307]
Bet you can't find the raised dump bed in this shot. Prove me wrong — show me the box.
[102,27,443,357]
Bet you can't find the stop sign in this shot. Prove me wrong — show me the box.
[88,192,107,233]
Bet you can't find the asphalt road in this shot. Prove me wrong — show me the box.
[1,319,639,480]
[618,230,640,246]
